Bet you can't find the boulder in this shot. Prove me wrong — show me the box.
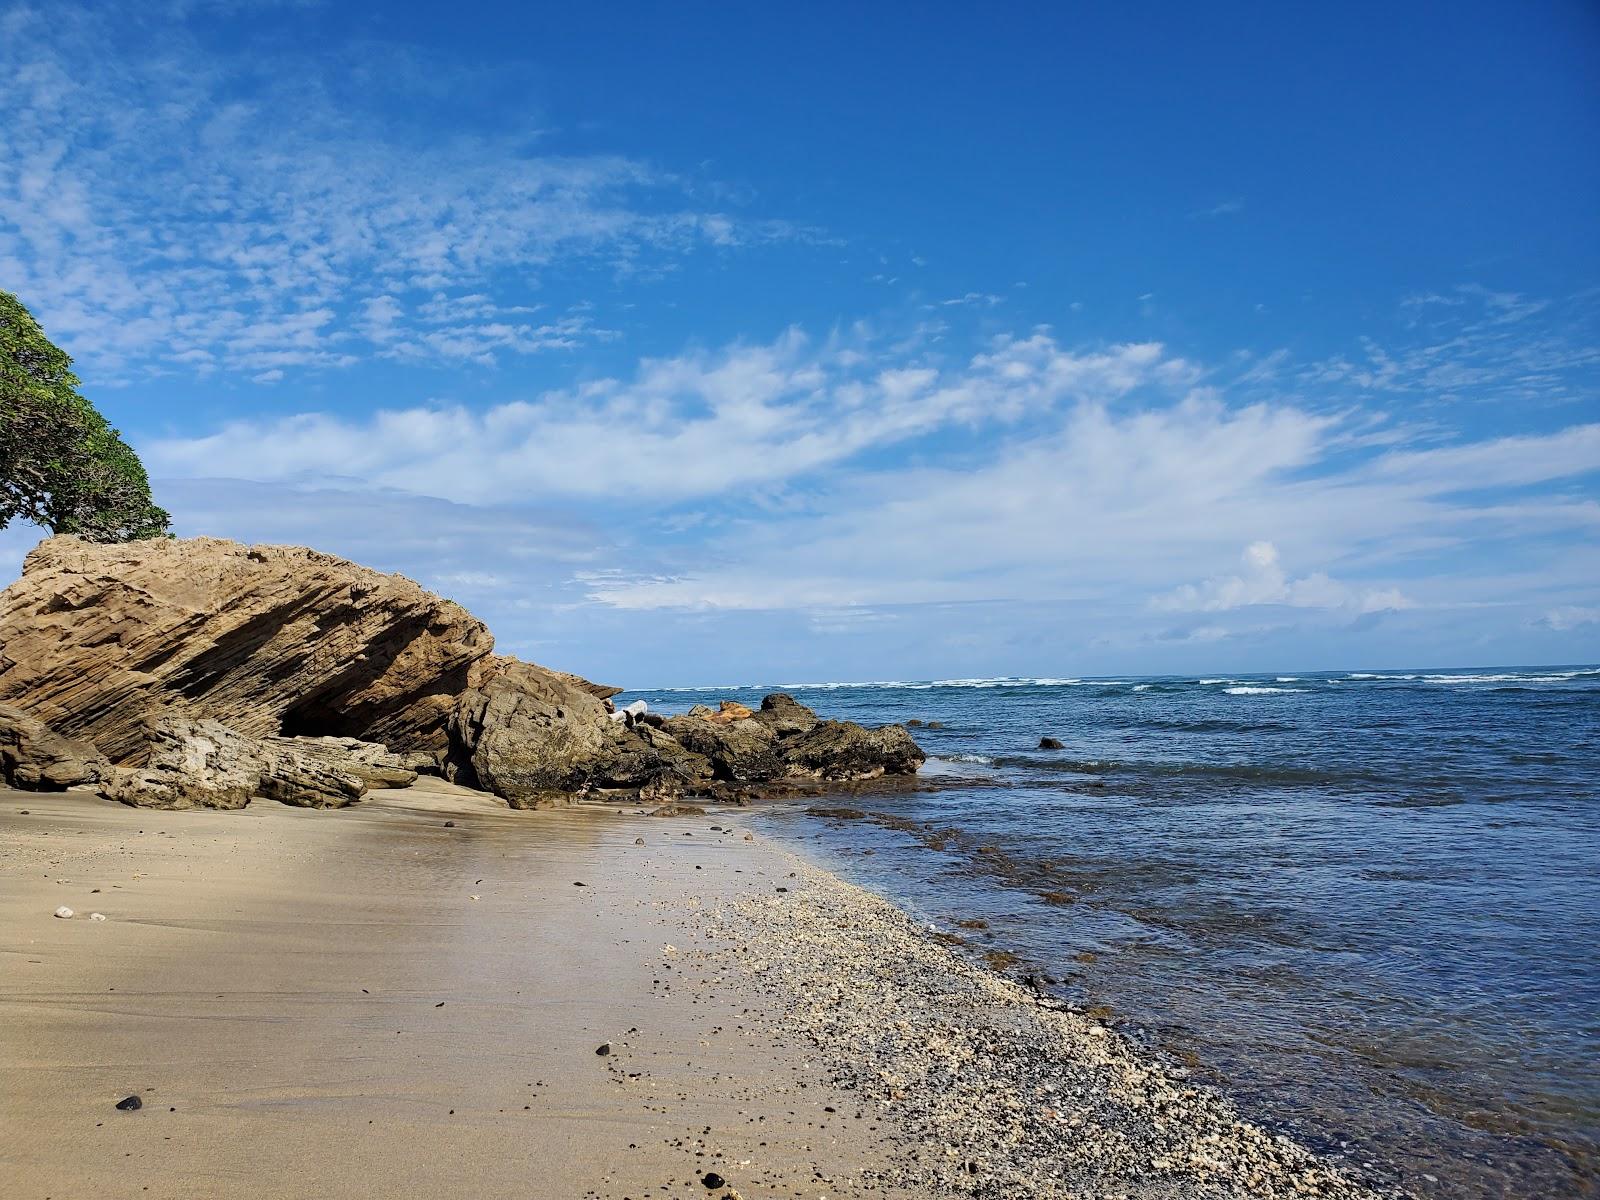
[784,720,926,780]
[659,713,785,783]
[753,692,819,737]
[0,536,495,762]
[264,736,417,789]
[0,703,110,791]
[448,659,616,808]
[102,716,261,810]
[100,715,368,810]
[256,741,367,809]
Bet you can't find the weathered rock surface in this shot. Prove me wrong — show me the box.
[0,537,923,810]
[0,536,494,762]
[101,715,370,810]
[102,716,261,810]
[448,659,616,807]
[0,703,109,790]
[264,736,418,790]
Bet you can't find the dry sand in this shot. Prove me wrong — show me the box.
[1,781,1388,1200]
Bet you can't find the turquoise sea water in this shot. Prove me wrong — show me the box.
[621,668,1600,1200]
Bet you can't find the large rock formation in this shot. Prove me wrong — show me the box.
[0,537,495,762]
[0,536,924,809]
[0,703,109,791]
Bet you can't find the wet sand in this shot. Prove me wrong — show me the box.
[1,782,1388,1199]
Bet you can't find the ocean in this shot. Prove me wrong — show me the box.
[620,667,1600,1199]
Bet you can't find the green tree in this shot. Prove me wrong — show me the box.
[0,290,170,542]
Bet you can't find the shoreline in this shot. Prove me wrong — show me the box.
[2,784,1388,1199]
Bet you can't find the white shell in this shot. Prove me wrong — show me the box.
[53,906,74,919]
[89,912,108,921]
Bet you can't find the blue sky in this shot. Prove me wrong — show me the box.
[2,0,1597,686]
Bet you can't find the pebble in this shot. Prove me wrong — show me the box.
[115,1095,142,1111]
[89,912,107,921]
[634,837,646,845]
[595,1043,611,1056]
[54,906,73,919]
[700,1172,726,1189]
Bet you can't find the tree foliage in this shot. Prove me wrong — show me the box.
[0,290,171,542]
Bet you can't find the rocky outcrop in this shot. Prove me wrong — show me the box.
[264,736,417,790]
[0,537,924,810]
[102,715,371,810]
[102,717,263,810]
[655,692,924,791]
[0,536,494,762]
[448,659,616,807]
[0,703,109,791]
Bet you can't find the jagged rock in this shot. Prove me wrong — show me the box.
[659,713,785,783]
[0,536,495,762]
[753,692,819,737]
[102,716,260,809]
[256,740,366,809]
[449,659,615,807]
[0,703,109,790]
[0,537,924,809]
[101,715,368,810]
[783,720,926,780]
[264,736,417,789]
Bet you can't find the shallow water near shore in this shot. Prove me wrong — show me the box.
[622,667,1600,1200]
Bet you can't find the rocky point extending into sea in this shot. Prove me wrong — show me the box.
[0,535,924,812]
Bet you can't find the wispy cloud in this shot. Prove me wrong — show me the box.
[0,5,798,383]
[1151,541,1412,614]
[142,330,1187,502]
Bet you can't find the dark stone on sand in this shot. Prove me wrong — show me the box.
[573,881,587,887]
[595,1043,611,1056]
[1039,737,1064,750]
[443,821,455,827]
[115,1095,142,1111]
[701,1173,726,1189]
[775,886,788,893]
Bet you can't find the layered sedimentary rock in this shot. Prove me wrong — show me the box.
[0,536,494,762]
[0,703,109,791]
[102,715,375,810]
[0,536,923,810]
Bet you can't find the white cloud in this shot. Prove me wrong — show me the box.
[1534,606,1600,632]
[0,6,796,382]
[1151,541,1413,614]
[143,331,1183,503]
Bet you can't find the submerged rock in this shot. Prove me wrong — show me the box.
[0,703,109,791]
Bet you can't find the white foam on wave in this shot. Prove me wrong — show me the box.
[1344,668,1600,685]
[1132,684,1151,691]
[937,753,996,765]
[1225,686,1303,695]
[1198,678,1231,685]
[1275,676,1300,682]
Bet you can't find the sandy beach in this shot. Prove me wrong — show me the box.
[2,783,1386,1200]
